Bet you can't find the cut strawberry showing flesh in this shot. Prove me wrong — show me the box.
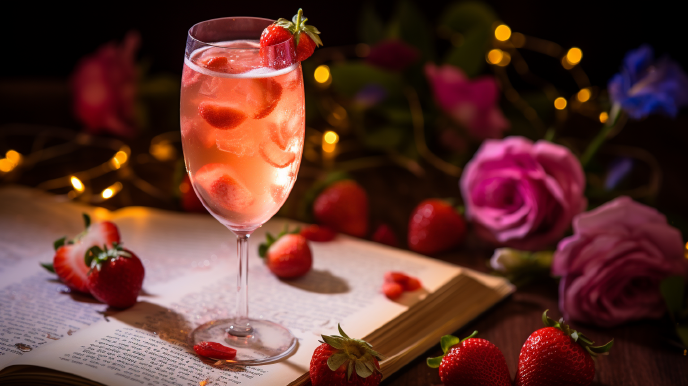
[233,78,283,119]
[259,140,296,168]
[204,56,229,71]
[193,341,237,360]
[198,102,247,129]
[195,163,254,211]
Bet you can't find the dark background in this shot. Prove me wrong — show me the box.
[1,0,685,85]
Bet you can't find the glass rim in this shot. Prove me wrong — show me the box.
[187,16,288,50]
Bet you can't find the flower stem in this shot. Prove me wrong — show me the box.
[580,104,622,168]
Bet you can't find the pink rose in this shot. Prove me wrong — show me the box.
[552,197,688,327]
[460,136,586,250]
[425,63,509,139]
[71,31,140,137]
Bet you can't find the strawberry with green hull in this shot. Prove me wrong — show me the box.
[515,310,613,386]
[408,199,466,255]
[310,325,384,386]
[427,331,511,386]
[259,226,312,279]
[42,214,120,293]
[259,8,322,68]
[85,242,145,309]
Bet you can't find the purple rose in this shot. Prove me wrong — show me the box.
[608,45,688,119]
[460,136,586,251]
[552,196,688,327]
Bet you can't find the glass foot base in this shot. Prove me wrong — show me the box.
[190,319,297,365]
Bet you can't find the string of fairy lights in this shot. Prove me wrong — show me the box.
[0,23,620,205]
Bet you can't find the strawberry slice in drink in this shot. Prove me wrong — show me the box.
[204,56,229,72]
[181,117,216,149]
[195,163,254,211]
[259,140,296,168]
[198,101,247,129]
[233,78,283,119]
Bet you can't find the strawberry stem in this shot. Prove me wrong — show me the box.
[541,310,614,358]
[294,9,303,45]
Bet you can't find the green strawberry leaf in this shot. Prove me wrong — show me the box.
[338,324,350,339]
[258,243,268,258]
[347,361,354,380]
[426,355,443,368]
[53,236,67,251]
[40,262,55,273]
[82,213,91,229]
[322,335,344,350]
[327,352,348,371]
[355,360,372,378]
[440,335,460,354]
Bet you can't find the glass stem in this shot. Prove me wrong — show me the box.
[229,232,253,337]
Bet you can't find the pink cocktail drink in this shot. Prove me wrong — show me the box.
[180,41,304,231]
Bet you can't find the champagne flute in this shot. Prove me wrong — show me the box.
[180,16,304,364]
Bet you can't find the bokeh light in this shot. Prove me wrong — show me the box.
[487,49,504,65]
[495,25,511,41]
[577,88,591,103]
[314,65,331,84]
[566,47,583,65]
[599,112,609,123]
[554,97,567,110]
[70,176,85,192]
[322,130,338,153]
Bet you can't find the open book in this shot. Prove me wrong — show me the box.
[0,186,513,385]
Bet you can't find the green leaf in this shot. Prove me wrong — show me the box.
[258,243,268,258]
[330,62,401,98]
[440,1,498,77]
[676,325,688,349]
[358,3,385,45]
[347,361,354,380]
[266,233,275,245]
[355,360,373,378]
[53,237,67,251]
[440,335,460,354]
[84,246,101,268]
[327,352,349,371]
[362,126,407,151]
[426,355,443,368]
[82,213,91,229]
[589,339,614,354]
[661,276,686,315]
[40,262,55,273]
[338,324,350,339]
[322,335,344,350]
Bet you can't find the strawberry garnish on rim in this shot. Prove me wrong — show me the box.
[259,8,322,64]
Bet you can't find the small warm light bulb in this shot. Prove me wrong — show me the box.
[70,176,85,192]
[323,131,339,145]
[150,140,176,161]
[599,111,609,123]
[101,182,122,199]
[498,52,511,67]
[495,24,511,41]
[115,150,128,165]
[314,65,331,84]
[487,49,504,65]
[566,47,583,65]
[5,150,21,164]
[554,97,567,110]
[577,88,591,103]
[0,159,13,173]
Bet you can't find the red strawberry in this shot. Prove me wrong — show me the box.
[382,282,403,300]
[371,224,398,247]
[252,79,283,119]
[515,310,613,386]
[259,227,312,279]
[45,214,120,293]
[300,225,337,242]
[204,56,228,71]
[259,9,322,67]
[85,243,145,309]
[193,341,237,360]
[427,331,511,386]
[310,325,383,386]
[198,102,247,129]
[313,180,369,238]
[408,199,466,255]
[384,271,422,293]
[194,163,254,212]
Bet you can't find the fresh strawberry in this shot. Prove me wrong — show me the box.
[382,282,403,300]
[85,242,145,309]
[515,310,613,386]
[427,331,511,386]
[408,199,466,255]
[252,79,283,119]
[194,163,254,212]
[300,225,337,242]
[260,9,322,67]
[43,214,120,293]
[198,101,247,129]
[310,324,384,386]
[313,180,369,238]
[371,224,398,247]
[384,271,422,293]
[193,341,237,360]
[259,226,312,279]
[204,56,229,71]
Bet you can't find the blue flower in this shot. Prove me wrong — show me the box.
[608,45,688,119]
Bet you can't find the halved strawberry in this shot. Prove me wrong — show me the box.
[194,163,254,211]
[194,341,237,360]
[259,140,296,168]
[47,215,120,293]
[198,102,247,129]
[382,282,403,300]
